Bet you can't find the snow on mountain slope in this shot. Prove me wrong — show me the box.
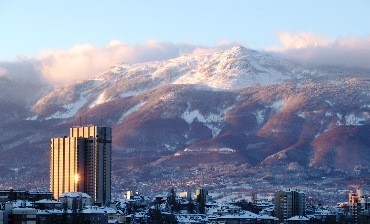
[171,47,317,88]
[30,46,333,119]
[181,103,234,137]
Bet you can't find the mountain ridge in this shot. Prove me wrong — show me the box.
[1,46,370,193]
[30,46,340,120]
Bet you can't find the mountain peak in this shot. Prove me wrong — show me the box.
[226,46,247,55]
[230,45,247,52]
[220,46,260,60]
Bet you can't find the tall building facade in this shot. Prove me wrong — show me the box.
[50,125,112,205]
[349,188,370,223]
[274,189,306,223]
[195,188,208,214]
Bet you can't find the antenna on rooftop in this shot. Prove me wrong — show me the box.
[79,117,82,126]
[85,115,88,126]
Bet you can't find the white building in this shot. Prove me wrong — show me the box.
[59,192,93,209]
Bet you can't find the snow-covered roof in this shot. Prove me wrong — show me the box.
[60,192,91,198]
[217,211,277,220]
[12,207,36,211]
[176,218,201,223]
[288,216,309,221]
[37,209,64,214]
[36,207,117,215]
[82,206,117,214]
[283,188,305,193]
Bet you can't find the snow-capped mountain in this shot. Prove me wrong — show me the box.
[31,46,332,120]
[2,46,370,192]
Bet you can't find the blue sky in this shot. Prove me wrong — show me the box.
[1,0,370,84]
[1,0,369,60]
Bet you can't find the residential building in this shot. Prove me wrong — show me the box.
[11,208,37,224]
[195,189,208,204]
[59,192,93,210]
[50,125,112,205]
[275,189,306,223]
[0,190,53,202]
[195,188,208,214]
[349,188,370,224]
[287,215,309,224]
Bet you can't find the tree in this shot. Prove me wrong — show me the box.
[167,188,180,212]
[187,193,195,214]
[162,213,179,224]
[251,191,257,203]
[147,208,163,224]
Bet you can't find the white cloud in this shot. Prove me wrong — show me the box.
[0,59,49,106]
[267,32,370,69]
[0,59,44,83]
[2,36,369,87]
[269,32,332,50]
[36,40,238,85]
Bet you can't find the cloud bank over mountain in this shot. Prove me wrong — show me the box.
[268,32,370,69]
[0,34,369,86]
[0,59,45,84]
[0,40,237,85]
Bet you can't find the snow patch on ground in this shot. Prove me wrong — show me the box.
[90,91,108,108]
[336,113,367,126]
[322,125,332,134]
[182,108,201,124]
[265,151,287,161]
[344,113,366,125]
[336,113,343,125]
[247,61,289,86]
[164,144,176,151]
[361,104,370,109]
[270,100,283,112]
[89,77,104,81]
[208,148,235,153]
[181,103,233,137]
[46,95,88,119]
[325,100,333,106]
[160,93,175,102]
[120,90,143,98]
[298,112,306,119]
[254,110,265,124]
[207,126,222,137]
[276,151,287,159]
[118,103,144,123]
[183,147,235,153]
[26,115,38,120]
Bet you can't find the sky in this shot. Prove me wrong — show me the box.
[1,0,370,84]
